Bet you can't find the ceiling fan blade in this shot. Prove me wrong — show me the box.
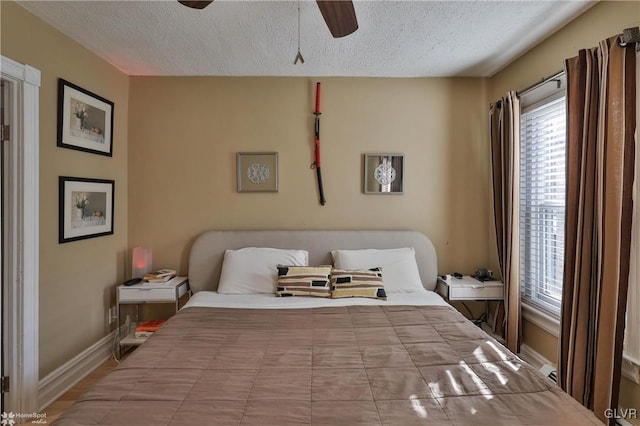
[178,1,213,10]
[316,0,358,38]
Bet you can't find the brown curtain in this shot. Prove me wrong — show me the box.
[559,36,636,425]
[489,91,522,353]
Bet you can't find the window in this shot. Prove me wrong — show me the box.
[519,88,566,316]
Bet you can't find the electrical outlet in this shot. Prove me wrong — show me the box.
[108,306,117,324]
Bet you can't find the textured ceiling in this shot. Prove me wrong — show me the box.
[18,0,595,77]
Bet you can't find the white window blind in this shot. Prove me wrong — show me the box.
[519,94,566,316]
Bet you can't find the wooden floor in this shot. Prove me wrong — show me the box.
[41,357,121,423]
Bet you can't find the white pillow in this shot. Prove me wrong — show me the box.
[331,248,423,293]
[218,247,309,294]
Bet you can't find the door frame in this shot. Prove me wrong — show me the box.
[1,55,40,415]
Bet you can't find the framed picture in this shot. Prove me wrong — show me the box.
[57,79,114,156]
[364,153,405,194]
[237,152,278,192]
[59,176,115,243]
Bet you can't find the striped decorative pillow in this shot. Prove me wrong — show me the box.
[330,267,387,300]
[275,265,332,297]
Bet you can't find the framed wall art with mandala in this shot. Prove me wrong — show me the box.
[363,153,405,194]
[237,152,278,193]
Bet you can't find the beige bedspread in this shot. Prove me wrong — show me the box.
[54,305,601,425]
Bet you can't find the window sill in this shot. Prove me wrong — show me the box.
[521,302,560,337]
[622,354,640,384]
[521,303,639,383]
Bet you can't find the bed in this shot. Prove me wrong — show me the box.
[54,230,601,425]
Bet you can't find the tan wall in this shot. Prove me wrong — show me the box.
[490,1,639,99]
[128,77,491,277]
[489,1,640,421]
[621,376,640,426]
[522,320,558,364]
[1,2,129,378]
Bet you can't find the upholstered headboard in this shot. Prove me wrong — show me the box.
[188,230,438,293]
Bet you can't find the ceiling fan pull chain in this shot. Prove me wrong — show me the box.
[294,0,305,64]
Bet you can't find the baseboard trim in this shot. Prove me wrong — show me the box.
[616,417,634,426]
[38,331,116,411]
[519,343,554,370]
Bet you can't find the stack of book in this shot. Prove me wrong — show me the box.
[134,319,167,338]
[143,269,177,283]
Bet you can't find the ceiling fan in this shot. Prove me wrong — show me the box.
[177,0,358,38]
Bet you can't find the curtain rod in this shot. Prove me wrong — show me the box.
[501,27,639,103]
[618,26,640,48]
[517,70,564,98]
